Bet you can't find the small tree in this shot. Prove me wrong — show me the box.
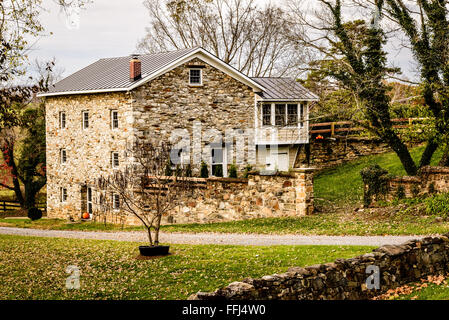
[96,140,194,246]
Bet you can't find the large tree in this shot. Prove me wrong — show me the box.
[349,0,449,167]
[138,0,306,77]
[0,102,46,209]
[0,0,90,129]
[291,0,420,175]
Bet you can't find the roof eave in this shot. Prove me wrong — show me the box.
[257,98,320,102]
[37,87,128,98]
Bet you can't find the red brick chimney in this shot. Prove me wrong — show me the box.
[130,55,141,81]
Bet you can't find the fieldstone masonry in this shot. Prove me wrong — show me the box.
[190,234,449,300]
[164,169,314,225]
[45,56,312,223]
[364,166,449,204]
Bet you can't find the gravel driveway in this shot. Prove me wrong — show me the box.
[0,227,424,246]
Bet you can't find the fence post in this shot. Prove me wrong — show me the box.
[331,122,335,136]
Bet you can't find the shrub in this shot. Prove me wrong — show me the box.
[360,164,389,207]
[200,161,209,178]
[185,164,192,177]
[428,183,436,194]
[229,164,238,178]
[425,192,449,217]
[243,165,253,179]
[411,184,420,198]
[396,185,406,200]
[213,165,223,177]
[164,161,173,176]
[28,207,42,221]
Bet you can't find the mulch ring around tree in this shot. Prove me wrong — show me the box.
[135,253,173,260]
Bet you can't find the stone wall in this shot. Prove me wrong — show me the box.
[97,168,314,226]
[169,168,314,224]
[298,136,421,170]
[298,137,391,170]
[367,166,449,203]
[190,234,449,300]
[45,92,134,221]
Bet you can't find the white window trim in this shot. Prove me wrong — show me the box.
[111,110,119,129]
[210,145,227,177]
[189,68,202,86]
[260,103,304,129]
[82,111,89,129]
[87,187,93,216]
[112,193,120,211]
[59,112,66,129]
[111,152,119,169]
[60,149,67,164]
[60,187,67,203]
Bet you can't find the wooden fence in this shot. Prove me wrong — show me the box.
[0,201,46,212]
[310,118,428,136]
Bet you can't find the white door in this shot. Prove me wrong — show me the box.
[266,150,289,172]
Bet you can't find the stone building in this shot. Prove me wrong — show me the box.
[38,47,318,222]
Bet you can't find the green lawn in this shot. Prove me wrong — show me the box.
[0,234,372,300]
[314,145,443,209]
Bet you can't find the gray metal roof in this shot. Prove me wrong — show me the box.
[251,77,319,101]
[45,47,200,95]
[42,47,318,101]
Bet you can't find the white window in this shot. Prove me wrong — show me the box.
[112,193,120,210]
[82,111,89,129]
[87,187,93,215]
[111,152,119,168]
[111,110,119,129]
[262,104,271,126]
[275,104,286,126]
[60,149,67,164]
[262,103,301,127]
[287,104,298,126]
[189,69,202,85]
[211,146,227,177]
[300,103,306,128]
[60,187,68,203]
[59,112,66,129]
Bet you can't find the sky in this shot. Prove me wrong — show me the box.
[28,0,417,81]
[29,0,149,77]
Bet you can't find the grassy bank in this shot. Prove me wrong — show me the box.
[0,234,372,300]
[314,145,443,209]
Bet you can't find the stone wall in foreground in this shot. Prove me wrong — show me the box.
[190,234,449,300]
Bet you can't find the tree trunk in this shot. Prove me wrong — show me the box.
[420,138,439,168]
[154,214,162,246]
[439,144,449,167]
[382,130,418,176]
[147,227,153,246]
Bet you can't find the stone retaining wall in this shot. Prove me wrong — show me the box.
[382,166,449,202]
[298,136,420,170]
[190,234,449,300]
[303,137,392,169]
[117,168,314,225]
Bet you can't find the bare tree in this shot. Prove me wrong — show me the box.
[138,0,307,77]
[96,140,195,247]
